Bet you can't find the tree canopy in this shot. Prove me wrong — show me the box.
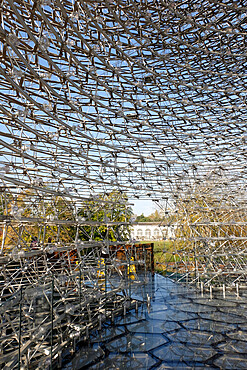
[135,210,164,222]
[0,188,133,253]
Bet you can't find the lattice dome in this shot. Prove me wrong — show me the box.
[0,0,246,202]
[0,1,247,368]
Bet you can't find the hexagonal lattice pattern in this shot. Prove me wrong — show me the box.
[0,0,247,367]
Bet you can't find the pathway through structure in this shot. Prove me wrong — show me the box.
[64,273,247,369]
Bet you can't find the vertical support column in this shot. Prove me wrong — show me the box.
[79,265,82,315]
[104,258,107,297]
[42,225,46,250]
[50,275,54,370]
[194,241,199,284]
[127,253,131,300]
[105,224,109,312]
[0,222,8,254]
[104,255,107,320]
[223,283,226,299]
[151,242,154,275]
[210,285,213,300]
[18,286,22,370]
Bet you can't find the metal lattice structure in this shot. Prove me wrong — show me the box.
[161,176,247,289]
[0,0,247,367]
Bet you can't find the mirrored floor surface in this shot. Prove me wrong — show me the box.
[63,274,247,369]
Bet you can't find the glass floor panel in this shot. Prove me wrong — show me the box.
[63,274,247,369]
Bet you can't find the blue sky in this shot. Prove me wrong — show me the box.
[132,199,156,216]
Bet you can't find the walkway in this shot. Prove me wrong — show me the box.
[64,274,247,369]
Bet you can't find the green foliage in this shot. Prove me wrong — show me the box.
[0,190,14,216]
[135,210,164,222]
[78,191,133,242]
[135,213,148,222]
[0,189,133,251]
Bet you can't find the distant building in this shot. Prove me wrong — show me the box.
[130,222,176,241]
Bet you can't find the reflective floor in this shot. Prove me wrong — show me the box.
[64,274,247,369]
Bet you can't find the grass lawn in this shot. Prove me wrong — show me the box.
[140,240,180,273]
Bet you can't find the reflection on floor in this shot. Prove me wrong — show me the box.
[63,274,247,369]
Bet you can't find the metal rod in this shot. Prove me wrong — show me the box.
[50,275,54,370]
[18,286,22,370]
[79,266,82,314]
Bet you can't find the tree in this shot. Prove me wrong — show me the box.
[135,210,164,222]
[0,187,133,254]
[135,213,148,222]
[0,188,78,252]
[167,177,247,286]
[77,191,133,242]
